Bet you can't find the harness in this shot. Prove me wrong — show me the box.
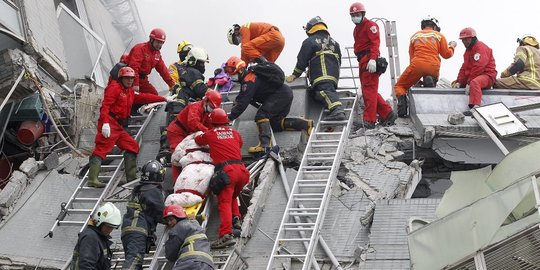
[179,233,214,262]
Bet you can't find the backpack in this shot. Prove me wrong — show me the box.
[248,60,285,88]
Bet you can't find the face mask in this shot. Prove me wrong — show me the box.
[351,16,363,24]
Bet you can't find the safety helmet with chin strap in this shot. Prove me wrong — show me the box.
[304,16,328,35]
[227,24,241,45]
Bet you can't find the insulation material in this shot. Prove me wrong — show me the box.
[167,132,214,207]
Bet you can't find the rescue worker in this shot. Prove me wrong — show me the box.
[127,28,175,95]
[166,90,222,183]
[194,108,250,248]
[451,27,497,115]
[163,205,214,270]
[168,40,194,84]
[494,35,540,90]
[121,160,166,270]
[71,202,121,270]
[224,56,313,154]
[227,22,285,63]
[394,16,457,117]
[88,67,176,188]
[350,2,397,129]
[108,53,129,83]
[286,16,345,121]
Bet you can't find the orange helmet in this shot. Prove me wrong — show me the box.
[119,53,129,64]
[224,56,246,75]
[210,108,229,125]
[349,2,366,14]
[459,27,477,39]
[163,205,187,219]
[118,67,135,78]
[149,28,166,42]
[204,90,222,108]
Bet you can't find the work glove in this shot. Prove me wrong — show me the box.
[215,77,229,86]
[448,41,457,48]
[464,84,470,95]
[367,59,377,73]
[501,70,511,78]
[451,80,460,88]
[101,123,111,138]
[286,74,297,83]
[165,94,178,103]
[133,85,140,92]
[138,102,164,115]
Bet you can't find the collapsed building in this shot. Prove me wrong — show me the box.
[1,1,540,270]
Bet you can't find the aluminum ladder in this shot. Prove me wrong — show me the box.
[266,52,358,269]
[47,110,157,239]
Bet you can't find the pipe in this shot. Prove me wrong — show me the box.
[0,69,25,114]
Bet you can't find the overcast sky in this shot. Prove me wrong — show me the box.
[136,0,540,98]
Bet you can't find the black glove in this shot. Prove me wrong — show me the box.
[145,233,157,253]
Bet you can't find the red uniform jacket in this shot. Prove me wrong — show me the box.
[98,80,165,123]
[127,42,175,88]
[174,100,212,134]
[194,125,243,164]
[457,41,497,85]
[353,18,380,61]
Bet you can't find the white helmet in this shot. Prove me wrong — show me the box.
[227,24,241,45]
[93,202,121,228]
[186,47,209,66]
[421,15,440,31]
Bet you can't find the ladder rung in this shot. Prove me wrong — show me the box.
[100,165,118,168]
[293,193,324,197]
[298,183,327,188]
[297,179,327,183]
[294,198,323,201]
[339,97,356,101]
[319,120,348,125]
[284,227,315,231]
[278,238,311,242]
[273,254,307,258]
[289,207,320,211]
[303,166,332,169]
[105,154,123,158]
[306,157,334,161]
[314,131,342,135]
[306,152,336,156]
[289,212,318,217]
[72,197,99,202]
[311,139,340,143]
[58,220,86,225]
[66,208,92,214]
[128,124,142,128]
[284,222,315,226]
[302,170,330,174]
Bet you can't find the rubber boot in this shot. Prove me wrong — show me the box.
[248,120,272,154]
[397,95,408,118]
[423,76,436,87]
[281,118,313,136]
[87,156,106,188]
[324,106,346,121]
[380,111,398,127]
[124,152,138,183]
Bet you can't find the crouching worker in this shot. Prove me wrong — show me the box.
[164,205,214,270]
[71,202,121,270]
[121,160,166,270]
[195,108,250,248]
[88,67,177,188]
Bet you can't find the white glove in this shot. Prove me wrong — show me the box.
[165,94,178,103]
[286,74,297,83]
[101,123,111,138]
[367,59,377,73]
[449,41,457,48]
[465,84,470,95]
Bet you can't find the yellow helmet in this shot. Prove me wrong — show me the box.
[177,40,193,53]
[518,35,539,49]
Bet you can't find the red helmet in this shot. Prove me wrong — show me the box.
[118,67,135,78]
[349,2,366,14]
[120,53,129,64]
[459,27,477,39]
[204,90,222,108]
[163,204,187,219]
[149,28,166,42]
[224,56,246,75]
[210,108,229,125]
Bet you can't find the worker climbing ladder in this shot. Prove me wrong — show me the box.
[266,47,359,270]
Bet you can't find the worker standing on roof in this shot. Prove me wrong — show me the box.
[163,205,214,270]
[71,202,121,270]
[108,53,129,84]
[87,67,177,188]
[127,28,175,96]
[224,56,313,154]
[121,160,166,270]
[227,22,285,63]
[350,2,397,129]
[286,16,345,121]
[452,28,497,115]
[194,108,250,249]
[494,35,540,90]
[166,90,222,183]
[394,16,457,117]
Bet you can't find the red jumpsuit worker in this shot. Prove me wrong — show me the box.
[394,16,456,117]
[227,22,285,63]
[127,28,175,95]
[166,90,222,183]
[452,27,497,113]
[195,108,250,249]
[350,2,396,129]
[88,67,174,188]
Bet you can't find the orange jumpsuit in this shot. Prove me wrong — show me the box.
[394,27,454,97]
[240,22,285,63]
